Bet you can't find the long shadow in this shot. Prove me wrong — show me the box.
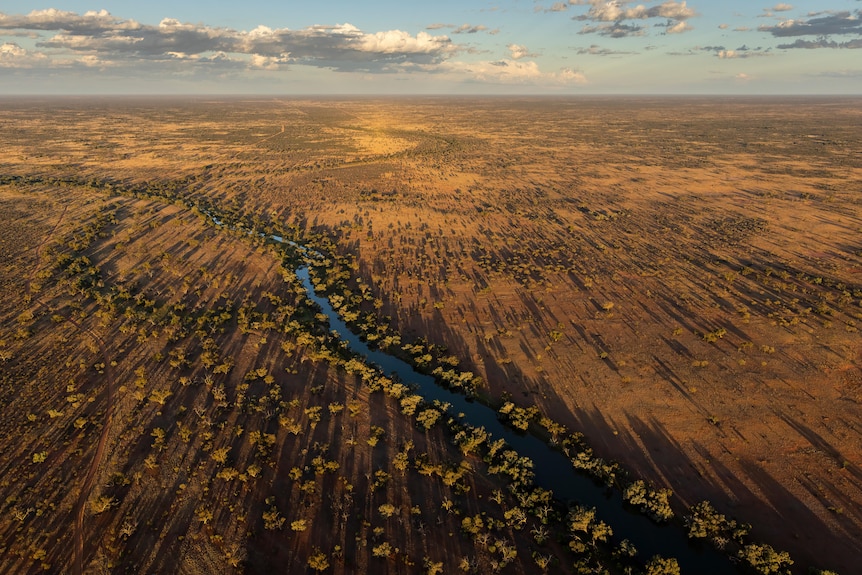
[776,412,862,486]
[651,355,711,421]
[616,409,862,575]
[689,441,754,514]
[660,334,694,359]
[307,271,737,573]
[737,457,859,575]
[689,436,860,575]
[568,321,619,372]
[624,413,713,504]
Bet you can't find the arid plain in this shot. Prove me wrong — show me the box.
[1,97,860,574]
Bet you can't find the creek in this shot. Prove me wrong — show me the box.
[295,266,734,574]
[206,209,734,573]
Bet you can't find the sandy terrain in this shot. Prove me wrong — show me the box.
[0,96,860,574]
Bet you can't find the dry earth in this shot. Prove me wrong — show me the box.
[0,96,860,574]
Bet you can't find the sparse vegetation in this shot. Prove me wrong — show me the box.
[0,97,858,575]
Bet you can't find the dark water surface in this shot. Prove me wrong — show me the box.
[296,265,734,574]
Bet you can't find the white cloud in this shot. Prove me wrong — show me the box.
[507,43,538,59]
[0,8,141,32]
[78,54,106,67]
[570,1,695,21]
[570,1,696,37]
[0,41,50,68]
[250,53,290,70]
[695,44,771,59]
[557,67,589,83]
[666,21,692,34]
[651,1,696,20]
[248,25,276,39]
[0,41,25,57]
[435,58,586,84]
[0,8,590,90]
[360,30,451,54]
[0,10,459,72]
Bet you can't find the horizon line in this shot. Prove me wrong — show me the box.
[1,93,861,99]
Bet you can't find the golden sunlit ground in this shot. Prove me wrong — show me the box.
[0,96,860,574]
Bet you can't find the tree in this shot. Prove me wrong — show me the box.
[372,542,393,558]
[263,503,285,530]
[739,544,793,575]
[645,556,680,575]
[307,548,330,571]
[424,558,444,575]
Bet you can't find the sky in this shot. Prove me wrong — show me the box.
[0,1,861,95]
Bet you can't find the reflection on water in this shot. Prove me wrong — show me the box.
[296,266,732,574]
[205,209,733,573]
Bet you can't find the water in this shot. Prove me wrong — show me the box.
[296,266,734,574]
[204,211,734,573]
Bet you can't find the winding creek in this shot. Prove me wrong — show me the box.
[208,209,736,573]
[296,265,733,574]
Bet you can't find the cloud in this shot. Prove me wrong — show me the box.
[507,43,538,59]
[360,29,453,54]
[0,8,584,90]
[0,38,111,71]
[0,9,459,73]
[777,37,862,49]
[758,5,793,19]
[453,24,488,34]
[435,58,587,84]
[665,21,692,34]
[557,67,589,83]
[0,9,142,33]
[0,40,56,69]
[696,44,772,58]
[569,1,696,37]
[759,11,862,37]
[717,49,748,58]
[575,43,637,55]
[424,23,493,34]
[250,53,290,70]
[579,22,646,37]
[0,41,25,56]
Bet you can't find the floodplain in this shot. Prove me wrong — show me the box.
[0,96,860,574]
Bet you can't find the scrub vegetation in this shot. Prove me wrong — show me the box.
[0,96,860,574]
